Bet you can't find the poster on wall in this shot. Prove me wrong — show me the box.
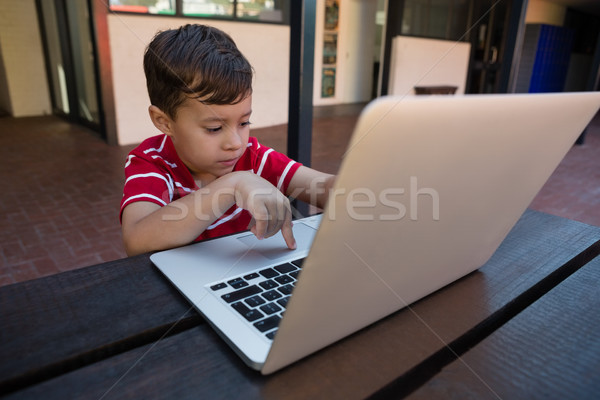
[323,33,337,65]
[324,0,339,30]
[322,0,339,98]
[322,68,336,98]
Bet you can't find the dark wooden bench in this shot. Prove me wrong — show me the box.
[1,210,599,399]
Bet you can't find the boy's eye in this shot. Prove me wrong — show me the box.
[206,126,222,133]
[241,121,252,128]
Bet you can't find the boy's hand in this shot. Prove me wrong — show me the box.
[233,172,296,249]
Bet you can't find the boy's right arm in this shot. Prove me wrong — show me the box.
[121,171,295,256]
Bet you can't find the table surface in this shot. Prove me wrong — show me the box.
[1,210,599,399]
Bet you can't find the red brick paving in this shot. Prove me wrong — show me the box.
[0,116,135,286]
[529,121,600,226]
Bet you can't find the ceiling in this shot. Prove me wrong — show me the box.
[548,0,600,16]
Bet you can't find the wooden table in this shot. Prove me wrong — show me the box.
[1,210,599,399]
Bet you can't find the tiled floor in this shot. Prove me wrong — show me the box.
[1,104,598,287]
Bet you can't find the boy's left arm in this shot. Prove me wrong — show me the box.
[286,166,336,210]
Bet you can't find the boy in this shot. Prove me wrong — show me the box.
[120,24,335,256]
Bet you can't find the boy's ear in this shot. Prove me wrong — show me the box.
[148,105,174,136]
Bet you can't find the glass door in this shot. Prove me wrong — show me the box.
[37,0,103,136]
[467,0,510,93]
[65,0,100,127]
[38,0,70,115]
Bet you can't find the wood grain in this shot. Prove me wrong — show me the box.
[0,254,202,394]
[3,211,599,399]
[407,255,600,400]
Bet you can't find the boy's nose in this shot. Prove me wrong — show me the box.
[223,127,243,150]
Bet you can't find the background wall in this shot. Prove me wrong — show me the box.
[0,0,589,145]
[0,0,51,117]
[388,36,471,96]
[313,0,378,106]
[108,15,290,145]
[339,0,378,104]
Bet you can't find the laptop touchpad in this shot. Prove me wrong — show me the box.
[236,222,317,260]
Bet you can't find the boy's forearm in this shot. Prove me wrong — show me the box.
[308,174,336,210]
[122,173,246,255]
[287,167,336,210]
[319,174,336,209]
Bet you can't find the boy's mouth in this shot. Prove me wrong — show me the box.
[218,156,240,167]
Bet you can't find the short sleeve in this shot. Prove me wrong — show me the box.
[241,138,302,194]
[120,154,174,219]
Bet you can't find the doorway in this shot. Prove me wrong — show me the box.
[36,0,104,137]
[466,0,510,93]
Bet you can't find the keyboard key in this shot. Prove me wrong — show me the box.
[266,330,277,340]
[259,279,278,290]
[259,268,279,278]
[254,315,281,332]
[277,284,294,296]
[260,302,282,315]
[221,285,262,303]
[275,275,294,285]
[232,301,264,322]
[289,270,300,280]
[243,272,260,280]
[274,263,297,274]
[277,297,290,308]
[210,282,227,291]
[227,278,248,289]
[291,258,305,268]
[245,295,266,308]
[262,290,282,301]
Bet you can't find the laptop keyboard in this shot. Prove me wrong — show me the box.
[209,258,305,340]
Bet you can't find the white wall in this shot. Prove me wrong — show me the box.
[108,15,290,145]
[1,1,379,142]
[388,36,471,96]
[0,0,51,117]
[313,0,378,106]
[339,0,378,103]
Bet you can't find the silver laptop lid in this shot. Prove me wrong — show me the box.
[262,92,600,374]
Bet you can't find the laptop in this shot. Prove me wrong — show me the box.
[150,92,600,374]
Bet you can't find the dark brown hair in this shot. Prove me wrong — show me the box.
[143,24,253,119]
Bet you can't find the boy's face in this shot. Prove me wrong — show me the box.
[165,95,252,186]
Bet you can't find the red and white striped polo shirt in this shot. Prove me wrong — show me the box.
[120,134,301,242]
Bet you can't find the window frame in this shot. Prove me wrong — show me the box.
[107,0,290,25]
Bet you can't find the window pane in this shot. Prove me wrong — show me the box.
[402,0,428,37]
[237,0,285,22]
[109,0,175,15]
[182,0,234,18]
[39,0,70,114]
[448,0,470,41]
[66,0,100,124]
[429,0,448,39]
